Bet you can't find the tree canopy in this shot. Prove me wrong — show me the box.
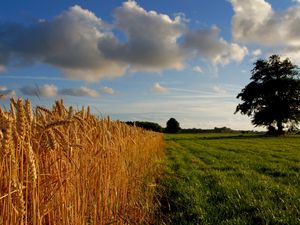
[165,118,181,133]
[235,55,300,134]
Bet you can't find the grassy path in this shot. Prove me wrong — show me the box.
[159,134,300,225]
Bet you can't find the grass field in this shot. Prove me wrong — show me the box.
[159,133,300,225]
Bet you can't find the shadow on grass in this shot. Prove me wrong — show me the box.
[167,134,265,142]
[167,133,300,142]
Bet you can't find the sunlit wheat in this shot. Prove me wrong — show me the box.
[0,98,164,225]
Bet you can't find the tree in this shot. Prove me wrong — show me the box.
[165,118,180,133]
[235,55,300,134]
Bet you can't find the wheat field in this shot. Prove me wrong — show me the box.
[0,98,165,225]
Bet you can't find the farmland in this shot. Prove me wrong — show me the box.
[159,133,300,225]
[1,99,300,225]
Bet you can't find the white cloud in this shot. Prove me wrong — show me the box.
[231,0,300,64]
[40,84,58,97]
[0,86,16,99]
[99,0,186,72]
[152,83,169,93]
[183,26,248,65]
[250,48,263,62]
[280,47,300,64]
[0,86,7,91]
[101,86,115,95]
[231,0,300,47]
[60,86,99,97]
[252,49,262,57]
[20,84,58,97]
[192,66,203,73]
[0,5,127,81]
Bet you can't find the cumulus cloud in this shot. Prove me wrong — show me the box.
[231,0,300,47]
[152,83,169,93]
[60,86,99,97]
[98,0,186,72]
[0,5,127,81]
[101,86,115,95]
[192,66,203,73]
[183,26,248,65]
[20,84,58,97]
[0,1,247,81]
[231,0,300,64]
[0,86,16,99]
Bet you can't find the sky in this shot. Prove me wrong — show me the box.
[1,0,300,130]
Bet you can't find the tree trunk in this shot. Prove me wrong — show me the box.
[277,119,284,135]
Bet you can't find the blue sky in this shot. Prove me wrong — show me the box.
[1,0,300,130]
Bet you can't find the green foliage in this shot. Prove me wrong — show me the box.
[236,55,300,134]
[159,133,300,224]
[125,121,163,132]
[165,118,181,133]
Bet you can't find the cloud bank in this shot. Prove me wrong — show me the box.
[20,84,100,97]
[20,84,58,97]
[231,0,300,62]
[0,1,247,81]
[59,86,99,97]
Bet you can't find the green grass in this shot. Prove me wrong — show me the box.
[159,133,300,225]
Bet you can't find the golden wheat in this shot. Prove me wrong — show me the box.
[16,99,27,141]
[0,98,164,225]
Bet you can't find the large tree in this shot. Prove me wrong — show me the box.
[165,118,181,133]
[235,55,300,134]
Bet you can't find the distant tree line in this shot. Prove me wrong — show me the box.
[125,121,163,132]
[125,120,269,134]
[179,127,262,134]
[179,127,234,134]
[125,118,181,133]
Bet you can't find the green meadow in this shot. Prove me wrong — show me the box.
[159,133,300,225]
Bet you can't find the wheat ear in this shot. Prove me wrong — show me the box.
[16,99,27,141]
[25,142,37,184]
[11,182,25,218]
[36,106,52,116]
[2,119,13,156]
[25,99,33,124]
